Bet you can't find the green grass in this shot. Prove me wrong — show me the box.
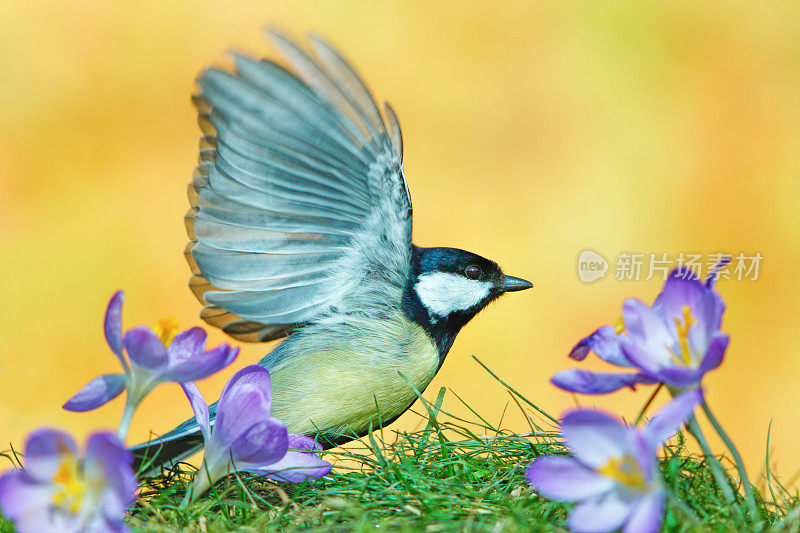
[2,381,798,532]
[124,384,796,532]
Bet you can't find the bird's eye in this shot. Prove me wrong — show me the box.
[464,264,481,280]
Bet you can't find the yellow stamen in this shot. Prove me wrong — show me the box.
[673,306,695,366]
[596,455,646,490]
[52,454,86,514]
[154,317,179,347]
[615,317,625,335]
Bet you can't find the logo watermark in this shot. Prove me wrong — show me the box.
[576,250,762,283]
[577,249,609,283]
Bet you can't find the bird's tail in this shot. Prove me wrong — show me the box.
[130,417,205,477]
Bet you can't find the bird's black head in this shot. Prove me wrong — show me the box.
[402,246,533,362]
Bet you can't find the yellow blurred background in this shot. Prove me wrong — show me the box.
[2,1,800,485]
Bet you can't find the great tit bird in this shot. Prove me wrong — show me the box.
[132,30,532,472]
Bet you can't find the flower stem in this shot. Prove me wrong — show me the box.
[634,383,663,426]
[180,461,213,508]
[701,400,760,522]
[684,415,745,521]
[117,397,136,442]
[179,487,193,508]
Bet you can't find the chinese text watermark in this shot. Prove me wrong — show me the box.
[577,250,762,283]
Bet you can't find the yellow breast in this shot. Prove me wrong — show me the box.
[268,313,439,438]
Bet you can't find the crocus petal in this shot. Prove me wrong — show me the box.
[123,326,168,369]
[104,291,127,369]
[99,517,132,533]
[163,345,238,383]
[568,335,593,361]
[260,449,333,483]
[622,490,664,533]
[85,432,136,516]
[692,293,725,351]
[14,508,78,533]
[568,492,633,533]
[63,374,125,412]
[620,342,667,376]
[653,268,704,316]
[569,326,631,367]
[214,366,273,444]
[230,417,288,465]
[255,434,332,483]
[649,339,723,386]
[214,385,272,449]
[707,290,727,332]
[551,369,654,395]
[180,382,211,443]
[629,430,657,484]
[560,411,630,468]
[287,433,321,451]
[1,430,134,533]
[167,327,207,360]
[688,291,725,353]
[0,470,52,521]
[526,455,613,502]
[622,299,672,351]
[649,366,701,388]
[654,266,726,342]
[23,429,77,482]
[653,270,725,345]
[643,388,703,446]
[699,334,728,374]
[219,365,272,409]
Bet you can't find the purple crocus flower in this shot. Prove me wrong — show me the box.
[527,388,702,533]
[63,291,238,438]
[553,264,729,394]
[181,365,331,502]
[0,428,136,533]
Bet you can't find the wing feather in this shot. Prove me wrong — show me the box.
[231,55,369,160]
[384,102,403,160]
[309,35,388,142]
[191,243,337,282]
[267,31,377,147]
[195,188,357,234]
[192,218,347,255]
[187,31,411,344]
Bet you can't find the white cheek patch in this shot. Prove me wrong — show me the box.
[414,272,493,318]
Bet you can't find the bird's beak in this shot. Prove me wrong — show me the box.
[500,275,533,292]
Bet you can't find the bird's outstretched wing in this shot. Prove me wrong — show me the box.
[186,31,412,342]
